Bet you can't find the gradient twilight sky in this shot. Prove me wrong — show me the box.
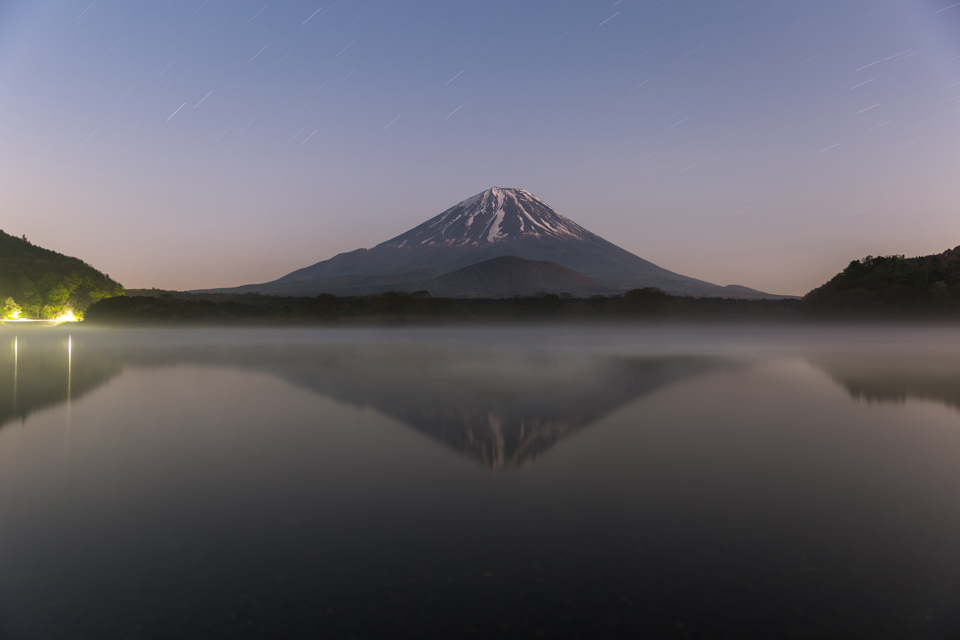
[1,0,958,294]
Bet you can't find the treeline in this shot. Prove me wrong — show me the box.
[85,288,806,324]
[79,249,960,325]
[0,231,124,319]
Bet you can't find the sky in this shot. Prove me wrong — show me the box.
[0,0,958,295]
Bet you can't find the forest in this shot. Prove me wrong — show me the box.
[85,288,804,324]
[804,252,960,314]
[0,230,124,320]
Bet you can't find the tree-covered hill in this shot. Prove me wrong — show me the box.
[804,248,960,315]
[0,230,124,320]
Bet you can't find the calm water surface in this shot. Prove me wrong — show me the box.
[0,325,959,639]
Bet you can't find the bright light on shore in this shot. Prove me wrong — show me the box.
[0,310,79,324]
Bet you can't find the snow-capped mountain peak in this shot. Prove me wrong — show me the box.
[380,187,593,249]
[207,186,784,299]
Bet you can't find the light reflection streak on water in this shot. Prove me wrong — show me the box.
[13,336,17,416]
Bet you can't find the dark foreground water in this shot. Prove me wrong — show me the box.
[0,325,959,639]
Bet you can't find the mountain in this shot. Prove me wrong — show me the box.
[201,188,783,298]
[0,230,124,320]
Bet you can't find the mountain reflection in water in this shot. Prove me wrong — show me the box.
[1,331,722,468]
[7,330,960,469]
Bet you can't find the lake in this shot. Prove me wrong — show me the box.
[0,325,958,639]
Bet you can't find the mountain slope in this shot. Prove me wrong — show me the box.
[204,188,783,299]
[410,256,615,298]
[199,268,444,297]
[0,230,124,319]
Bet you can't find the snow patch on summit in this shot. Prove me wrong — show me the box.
[381,187,591,249]
[485,206,507,242]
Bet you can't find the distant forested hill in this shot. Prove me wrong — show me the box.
[804,248,960,315]
[0,230,123,319]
